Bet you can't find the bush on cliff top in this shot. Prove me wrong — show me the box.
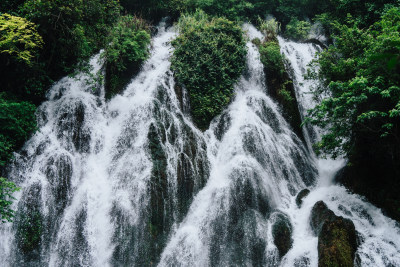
[171,10,247,130]
[103,15,151,98]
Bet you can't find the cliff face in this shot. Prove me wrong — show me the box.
[336,133,400,222]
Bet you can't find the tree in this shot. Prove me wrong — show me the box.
[171,10,247,129]
[0,13,43,66]
[307,8,400,158]
[0,97,37,167]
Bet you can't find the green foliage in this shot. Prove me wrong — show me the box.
[285,19,311,41]
[104,16,151,73]
[319,0,399,29]
[0,13,43,65]
[258,17,280,42]
[0,0,25,14]
[120,0,186,20]
[21,0,120,75]
[17,210,43,253]
[103,15,151,98]
[183,0,255,21]
[171,10,247,129]
[0,177,20,223]
[120,0,274,22]
[0,96,37,167]
[259,41,285,78]
[307,7,400,158]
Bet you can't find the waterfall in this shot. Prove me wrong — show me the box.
[1,22,400,266]
[277,37,400,266]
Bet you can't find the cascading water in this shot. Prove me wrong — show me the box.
[0,23,209,266]
[0,22,399,267]
[277,37,400,266]
[159,25,317,266]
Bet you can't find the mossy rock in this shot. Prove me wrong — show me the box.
[310,201,357,267]
[105,60,142,99]
[271,212,293,258]
[147,122,170,263]
[310,201,336,235]
[319,217,357,267]
[14,183,43,263]
[258,40,305,142]
[295,188,310,208]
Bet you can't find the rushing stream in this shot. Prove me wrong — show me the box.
[0,22,400,267]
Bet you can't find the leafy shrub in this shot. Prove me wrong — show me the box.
[256,18,304,139]
[120,0,186,21]
[120,0,271,22]
[22,0,120,76]
[184,0,255,21]
[258,17,281,42]
[307,7,400,158]
[0,14,43,65]
[306,6,400,221]
[0,96,37,167]
[259,41,285,78]
[0,177,20,223]
[103,15,151,98]
[171,10,247,129]
[285,19,311,41]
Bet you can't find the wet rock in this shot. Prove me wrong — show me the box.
[56,101,91,153]
[295,189,310,208]
[14,183,43,264]
[303,38,327,49]
[262,56,305,142]
[146,115,210,264]
[45,154,73,215]
[271,212,293,258]
[105,60,142,99]
[310,201,357,267]
[338,204,353,217]
[287,184,296,196]
[213,111,231,141]
[210,209,267,267]
[294,256,311,267]
[289,143,317,186]
[310,201,336,235]
[319,217,357,267]
[209,170,271,266]
[147,122,170,263]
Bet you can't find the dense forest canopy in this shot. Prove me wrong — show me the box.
[0,0,399,223]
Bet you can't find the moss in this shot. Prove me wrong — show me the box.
[14,183,43,262]
[319,218,357,267]
[258,39,304,141]
[148,122,168,236]
[16,211,43,254]
[310,201,357,267]
[252,37,262,47]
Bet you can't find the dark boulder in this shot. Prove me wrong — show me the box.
[303,38,327,49]
[295,189,310,208]
[310,201,357,267]
[310,201,336,235]
[271,212,293,258]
